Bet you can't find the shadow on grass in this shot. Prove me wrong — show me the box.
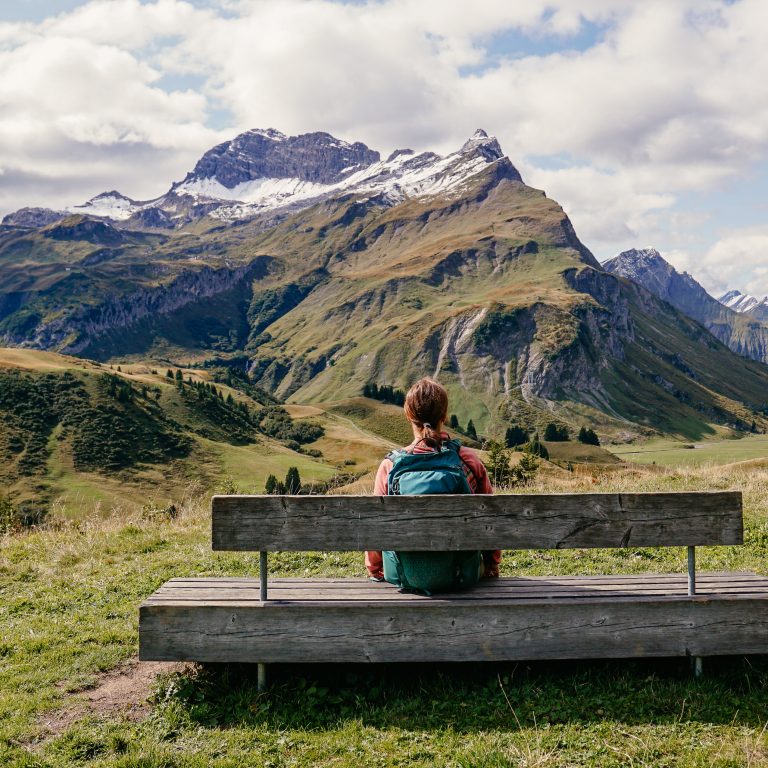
[151,656,768,732]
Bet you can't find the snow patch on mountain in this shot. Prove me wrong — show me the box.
[718,290,765,313]
[69,191,141,221]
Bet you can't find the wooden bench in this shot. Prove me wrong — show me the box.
[140,492,768,685]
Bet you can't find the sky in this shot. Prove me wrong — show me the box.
[1,0,767,298]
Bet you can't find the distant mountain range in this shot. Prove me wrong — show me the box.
[719,290,768,322]
[604,248,768,365]
[3,129,768,440]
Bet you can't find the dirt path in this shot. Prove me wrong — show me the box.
[37,660,189,740]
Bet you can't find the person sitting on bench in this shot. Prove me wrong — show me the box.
[365,377,500,585]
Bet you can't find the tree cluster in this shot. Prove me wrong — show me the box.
[543,422,569,441]
[362,383,406,406]
[525,432,549,460]
[577,427,600,445]
[504,425,529,448]
[255,407,324,445]
[448,414,478,440]
[265,466,302,494]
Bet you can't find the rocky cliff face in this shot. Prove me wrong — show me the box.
[182,129,381,188]
[2,259,272,355]
[2,207,67,228]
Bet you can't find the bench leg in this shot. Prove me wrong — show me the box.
[258,662,267,692]
[691,656,703,678]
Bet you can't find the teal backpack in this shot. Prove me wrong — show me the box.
[382,438,482,595]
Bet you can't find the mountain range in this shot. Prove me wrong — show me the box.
[3,129,768,440]
[604,248,768,365]
[719,290,768,322]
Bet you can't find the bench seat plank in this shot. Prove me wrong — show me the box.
[212,493,743,551]
[140,573,768,663]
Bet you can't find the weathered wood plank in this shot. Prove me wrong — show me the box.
[165,572,764,587]
[211,493,743,551]
[139,594,768,662]
[142,573,768,605]
[146,574,768,602]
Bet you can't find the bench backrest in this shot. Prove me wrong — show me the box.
[212,492,743,551]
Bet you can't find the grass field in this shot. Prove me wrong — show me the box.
[610,434,768,467]
[3,462,768,766]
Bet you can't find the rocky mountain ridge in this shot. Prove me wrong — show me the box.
[3,128,520,231]
[720,289,762,313]
[719,289,768,322]
[604,248,768,365]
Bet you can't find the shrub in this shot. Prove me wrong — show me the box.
[141,501,178,522]
[0,494,18,534]
[525,432,549,460]
[484,440,515,487]
[484,441,539,488]
[513,447,540,485]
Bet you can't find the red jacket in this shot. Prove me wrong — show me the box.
[365,435,501,579]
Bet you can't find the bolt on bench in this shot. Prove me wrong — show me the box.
[140,492,768,686]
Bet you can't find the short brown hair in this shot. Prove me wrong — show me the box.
[404,377,449,449]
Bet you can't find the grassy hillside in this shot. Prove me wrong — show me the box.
[611,434,768,467]
[0,349,337,525]
[3,462,768,766]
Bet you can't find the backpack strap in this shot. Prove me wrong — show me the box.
[445,437,480,494]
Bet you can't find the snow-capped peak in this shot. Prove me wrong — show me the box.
[247,128,286,141]
[172,128,521,222]
[70,191,140,221]
[718,290,765,313]
[460,128,503,160]
[22,128,522,230]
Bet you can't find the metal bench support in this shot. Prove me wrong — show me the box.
[259,550,268,691]
[688,546,703,677]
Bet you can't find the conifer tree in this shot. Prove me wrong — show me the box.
[265,474,278,494]
[526,432,549,460]
[577,427,600,446]
[284,467,301,494]
[505,425,528,448]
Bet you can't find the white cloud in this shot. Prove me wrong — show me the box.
[663,229,768,298]
[523,163,676,251]
[0,9,222,212]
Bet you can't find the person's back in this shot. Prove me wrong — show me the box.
[365,377,500,584]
